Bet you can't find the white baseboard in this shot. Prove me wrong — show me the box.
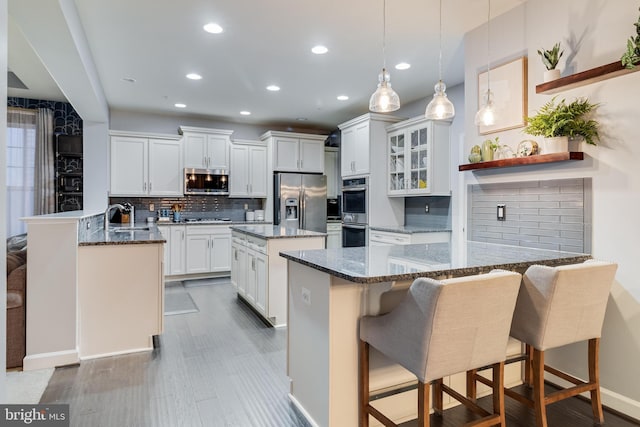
[546,372,640,421]
[23,349,79,371]
[289,393,320,427]
[80,346,153,361]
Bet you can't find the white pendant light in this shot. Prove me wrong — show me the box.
[425,0,455,120]
[369,0,400,113]
[474,0,497,126]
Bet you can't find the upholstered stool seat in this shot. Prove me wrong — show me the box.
[359,270,522,427]
[467,260,617,427]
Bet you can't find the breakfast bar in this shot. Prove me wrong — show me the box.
[280,242,591,426]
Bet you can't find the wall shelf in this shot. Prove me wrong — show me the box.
[458,152,584,171]
[536,61,639,94]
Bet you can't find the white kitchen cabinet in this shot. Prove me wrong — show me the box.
[110,132,182,197]
[168,226,186,275]
[245,237,268,315]
[339,120,370,177]
[386,117,451,196]
[229,141,268,197]
[231,235,247,294]
[368,229,451,246]
[185,225,231,274]
[179,126,233,170]
[260,131,326,173]
[326,222,342,249]
[324,148,339,199]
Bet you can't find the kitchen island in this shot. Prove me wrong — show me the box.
[280,242,591,426]
[230,225,325,327]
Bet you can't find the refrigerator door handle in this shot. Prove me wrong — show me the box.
[300,189,305,229]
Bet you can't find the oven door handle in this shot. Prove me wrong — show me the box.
[342,224,367,230]
[342,187,367,192]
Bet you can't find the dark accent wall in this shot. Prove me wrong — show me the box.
[405,196,451,229]
[8,97,83,135]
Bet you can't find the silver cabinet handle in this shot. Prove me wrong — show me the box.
[246,184,249,193]
[149,182,152,192]
[143,182,146,192]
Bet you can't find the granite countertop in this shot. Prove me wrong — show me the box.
[155,220,271,226]
[369,225,452,234]
[79,224,166,246]
[231,225,327,239]
[280,241,591,284]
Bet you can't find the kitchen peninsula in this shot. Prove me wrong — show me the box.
[230,225,325,327]
[280,242,591,426]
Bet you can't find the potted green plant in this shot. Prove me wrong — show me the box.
[538,42,564,82]
[523,97,599,153]
[621,8,640,69]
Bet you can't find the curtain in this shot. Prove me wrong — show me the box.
[34,108,55,215]
[6,108,36,237]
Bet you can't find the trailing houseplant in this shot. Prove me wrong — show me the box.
[523,97,600,153]
[538,42,564,82]
[621,8,640,69]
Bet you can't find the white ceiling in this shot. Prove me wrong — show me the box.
[8,0,525,130]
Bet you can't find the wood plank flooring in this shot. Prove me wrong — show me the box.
[40,280,639,427]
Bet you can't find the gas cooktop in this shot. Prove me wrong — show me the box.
[184,218,232,223]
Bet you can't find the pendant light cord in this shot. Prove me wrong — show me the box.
[438,0,443,81]
[486,0,491,92]
[383,0,387,70]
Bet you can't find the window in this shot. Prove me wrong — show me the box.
[6,109,36,237]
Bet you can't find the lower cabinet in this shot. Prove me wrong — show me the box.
[158,225,186,276]
[368,229,451,246]
[186,225,232,274]
[326,222,342,249]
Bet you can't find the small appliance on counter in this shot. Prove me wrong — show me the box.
[254,210,265,221]
[158,208,171,222]
[245,210,255,221]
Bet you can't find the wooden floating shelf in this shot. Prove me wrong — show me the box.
[458,152,584,171]
[536,61,639,94]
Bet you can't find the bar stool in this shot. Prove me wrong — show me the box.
[359,270,522,427]
[467,260,617,427]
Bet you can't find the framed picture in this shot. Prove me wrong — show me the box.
[477,56,528,135]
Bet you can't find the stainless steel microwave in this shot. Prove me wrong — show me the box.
[184,168,229,195]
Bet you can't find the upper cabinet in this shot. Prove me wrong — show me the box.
[385,117,451,197]
[109,131,183,197]
[260,131,326,173]
[179,126,233,170]
[324,147,339,199]
[229,140,268,198]
[338,113,402,178]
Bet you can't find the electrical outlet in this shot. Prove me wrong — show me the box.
[244,203,248,210]
[301,287,311,306]
[86,222,91,230]
[497,204,506,221]
[425,204,429,213]
[149,203,155,211]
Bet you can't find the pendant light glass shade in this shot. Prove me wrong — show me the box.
[369,0,400,112]
[425,80,455,120]
[474,89,496,126]
[369,69,401,112]
[425,0,454,120]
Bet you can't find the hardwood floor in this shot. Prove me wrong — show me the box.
[40,280,639,427]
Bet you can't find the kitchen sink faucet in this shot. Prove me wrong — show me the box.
[104,204,125,230]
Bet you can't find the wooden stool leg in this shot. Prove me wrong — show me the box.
[359,339,370,427]
[492,362,506,426]
[433,378,444,415]
[524,344,533,387]
[466,369,477,401]
[418,381,430,427]
[532,348,548,427]
[589,338,604,424]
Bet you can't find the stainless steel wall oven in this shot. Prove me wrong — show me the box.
[342,177,368,247]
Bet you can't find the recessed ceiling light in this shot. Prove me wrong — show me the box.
[311,45,328,55]
[174,103,187,108]
[203,23,223,34]
[266,85,280,92]
[240,111,251,116]
[121,77,136,83]
[337,95,349,101]
[186,73,202,80]
[395,62,411,70]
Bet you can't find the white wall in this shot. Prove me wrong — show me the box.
[0,0,8,402]
[82,121,109,212]
[464,1,640,418]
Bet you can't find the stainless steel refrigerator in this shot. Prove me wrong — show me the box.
[274,173,327,233]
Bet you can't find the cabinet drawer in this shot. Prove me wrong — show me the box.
[186,225,231,236]
[369,230,411,245]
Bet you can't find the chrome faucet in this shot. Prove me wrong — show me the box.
[104,204,124,231]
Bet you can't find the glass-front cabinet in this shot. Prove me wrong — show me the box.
[386,117,451,197]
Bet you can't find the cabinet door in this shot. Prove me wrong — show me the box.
[248,145,268,197]
[148,139,183,196]
[353,122,370,175]
[183,133,208,168]
[299,139,324,173]
[254,252,268,316]
[235,244,247,295]
[210,233,231,272]
[324,149,339,199]
[229,145,249,197]
[169,226,186,275]
[157,226,171,275]
[273,137,300,171]
[186,234,210,273]
[245,251,257,304]
[231,243,240,289]
[387,131,406,196]
[407,125,430,194]
[110,136,148,196]
[207,135,229,170]
[340,127,355,177]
